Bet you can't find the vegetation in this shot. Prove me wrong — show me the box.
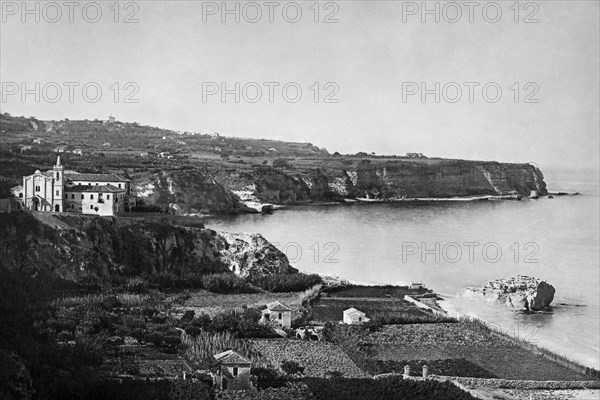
[248,339,368,379]
[363,358,498,378]
[249,273,322,293]
[303,376,477,400]
[181,330,267,369]
[199,273,255,294]
[322,285,428,298]
[310,298,452,325]
[280,359,305,375]
[358,323,595,381]
[181,308,279,339]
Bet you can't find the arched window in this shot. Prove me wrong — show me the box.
[55,205,60,212]
[56,172,60,180]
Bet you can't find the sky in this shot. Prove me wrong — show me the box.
[1,0,598,171]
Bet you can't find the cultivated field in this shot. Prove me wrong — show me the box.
[248,339,369,378]
[177,289,306,317]
[310,297,450,325]
[322,285,427,298]
[360,323,593,381]
[216,382,315,400]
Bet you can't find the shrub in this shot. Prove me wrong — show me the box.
[200,273,252,294]
[183,309,278,339]
[125,277,149,294]
[303,377,478,400]
[272,158,290,169]
[249,273,322,293]
[251,367,286,389]
[281,360,305,375]
[115,314,146,341]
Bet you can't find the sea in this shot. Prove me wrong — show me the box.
[206,168,600,369]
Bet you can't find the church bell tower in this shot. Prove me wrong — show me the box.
[53,155,64,212]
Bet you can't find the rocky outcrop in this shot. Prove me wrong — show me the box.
[218,232,296,277]
[0,211,294,283]
[131,168,247,214]
[458,275,555,311]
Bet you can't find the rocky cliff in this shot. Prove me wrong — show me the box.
[223,159,547,204]
[0,211,294,283]
[458,275,555,311]
[131,168,251,214]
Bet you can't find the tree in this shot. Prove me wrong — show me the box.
[280,360,304,375]
[272,158,290,169]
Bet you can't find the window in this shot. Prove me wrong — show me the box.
[35,185,40,192]
[90,205,93,209]
[71,204,74,209]
[56,190,59,196]
[278,313,282,320]
[232,367,238,376]
[81,194,84,199]
[88,183,91,186]
[106,195,110,200]
[71,194,74,199]
[90,194,94,199]
[56,172,60,180]
[96,183,98,185]
[19,193,23,198]
[118,184,122,188]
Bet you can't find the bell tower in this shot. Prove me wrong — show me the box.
[53,155,64,212]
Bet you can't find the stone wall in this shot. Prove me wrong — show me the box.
[430,375,600,390]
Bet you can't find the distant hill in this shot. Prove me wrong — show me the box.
[0,113,329,158]
[0,112,548,212]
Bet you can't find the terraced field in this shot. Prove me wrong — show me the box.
[248,339,369,378]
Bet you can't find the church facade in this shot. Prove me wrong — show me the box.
[14,156,130,217]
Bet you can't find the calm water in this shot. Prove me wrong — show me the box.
[207,169,600,369]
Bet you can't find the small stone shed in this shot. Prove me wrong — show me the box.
[213,350,253,390]
[261,301,292,328]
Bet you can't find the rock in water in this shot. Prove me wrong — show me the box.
[458,275,555,311]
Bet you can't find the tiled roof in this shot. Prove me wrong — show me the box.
[266,301,291,312]
[65,172,130,182]
[65,184,126,193]
[213,350,251,365]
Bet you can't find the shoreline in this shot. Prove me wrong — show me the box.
[228,191,584,215]
[437,296,600,371]
[300,270,600,372]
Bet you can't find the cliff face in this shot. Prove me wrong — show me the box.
[226,160,547,204]
[0,211,294,282]
[131,168,248,214]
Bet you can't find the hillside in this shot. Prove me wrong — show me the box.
[0,113,547,213]
[0,211,294,283]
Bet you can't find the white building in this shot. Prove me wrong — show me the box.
[343,308,370,325]
[260,301,292,328]
[14,156,129,216]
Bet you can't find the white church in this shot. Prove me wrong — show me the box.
[13,156,130,217]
